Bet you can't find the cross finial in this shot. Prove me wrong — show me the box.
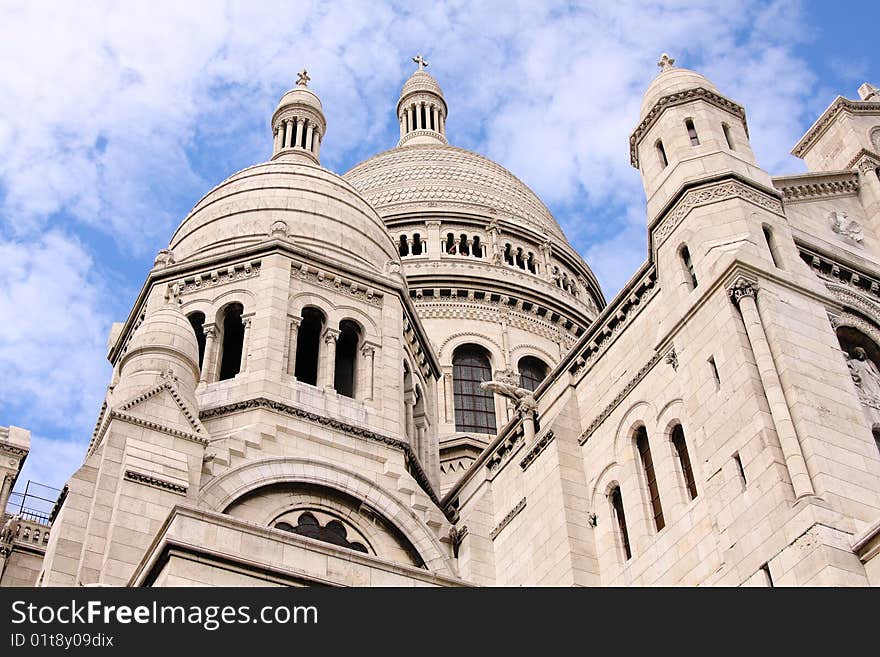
[412,54,428,72]
[657,53,675,72]
[296,69,310,87]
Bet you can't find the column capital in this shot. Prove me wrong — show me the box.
[288,315,303,328]
[360,342,378,357]
[322,327,340,344]
[727,277,758,307]
[202,323,217,338]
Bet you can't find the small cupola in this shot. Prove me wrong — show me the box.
[271,69,327,164]
[397,55,448,147]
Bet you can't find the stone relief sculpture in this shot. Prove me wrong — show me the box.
[0,514,20,544]
[847,346,880,404]
[830,211,863,243]
[480,379,537,416]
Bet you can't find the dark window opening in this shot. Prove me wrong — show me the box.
[453,344,497,434]
[636,426,665,531]
[187,311,206,370]
[412,234,423,255]
[722,123,735,150]
[472,236,483,257]
[294,307,324,386]
[446,233,456,254]
[334,320,361,398]
[518,356,548,392]
[399,235,409,257]
[459,233,469,256]
[610,486,632,561]
[276,512,368,553]
[734,452,747,488]
[681,245,697,289]
[504,243,514,265]
[708,355,720,389]
[671,424,698,500]
[218,303,244,381]
[686,119,700,146]
[300,120,308,148]
[656,139,668,168]
[874,426,880,457]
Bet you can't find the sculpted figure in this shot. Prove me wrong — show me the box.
[0,514,21,543]
[480,380,537,416]
[847,347,880,400]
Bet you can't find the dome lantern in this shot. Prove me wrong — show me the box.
[271,69,327,164]
[396,55,448,147]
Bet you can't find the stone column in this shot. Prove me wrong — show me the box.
[442,368,454,423]
[283,120,293,149]
[416,103,422,130]
[729,279,814,499]
[432,106,439,131]
[286,316,302,376]
[239,314,253,374]
[362,344,376,401]
[399,115,405,139]
[320,328,340,391]
[313,131,321,157]
[407,106,414,133]
[305,122,315,152]
[200,324,217,384]
[439,112,445,135]
[0,474,12,518]
[273,125,282,153]
[294,119,305,149]
[404,391,416,443]
[540,241,552,281]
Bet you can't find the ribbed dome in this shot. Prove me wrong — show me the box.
[343,144,567,241]
[169,161,400,274]
[640,66,719,119]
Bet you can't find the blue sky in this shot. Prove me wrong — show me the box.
[0,0,877,495]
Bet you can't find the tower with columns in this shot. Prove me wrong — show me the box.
[4,54,880,587]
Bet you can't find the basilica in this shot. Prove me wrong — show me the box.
[2,53,880,586]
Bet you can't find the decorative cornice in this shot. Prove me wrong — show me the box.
[652,178,784,251]
[799,247,880,304]
[578,350,665,445]
[486,424,524,474]
[630,86,748,167]
[0,443,27,458]
[847,148,880,173]
[292,260,383,307]
[111,411,208,445]
[490,498,526,540]
[792,97,880,158]
[772,171,860,203]
[519,430,556,471]
[166,260,260,300]
[398,129,448,147]
[124,470,188,495]
[199,397,440,505]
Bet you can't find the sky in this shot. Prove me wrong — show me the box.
[0,0,877,498]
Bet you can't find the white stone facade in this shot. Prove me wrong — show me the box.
[3,54,880,587]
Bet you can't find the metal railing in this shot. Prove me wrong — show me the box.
[6,481,61,525]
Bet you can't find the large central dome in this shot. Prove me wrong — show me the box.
[343,143,568,241]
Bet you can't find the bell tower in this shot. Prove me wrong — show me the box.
[396,55,448,147]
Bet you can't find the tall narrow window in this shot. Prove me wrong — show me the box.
[609,486,632,561]
[453,345,497,434]
[685,119,700,146]
[446,233,456,254]
[518,356,549,392]
[708,356,721,389]
[722,123,735,150]
[760,563,774,587]
[681,245,697,289]
[334,320,361,398]
[656,139,668,168]
[872,426,880,457]
[733,452,747,488]
[635,427,665,531]
[671,424,698,500]
[217,303,244,381]
[472,236,482,258]
[187,311,206,370]
[294,307,324,385]
[398,235,409,257]
[458,234,469,256]
[763,225,783,269]
[412,234,423,256]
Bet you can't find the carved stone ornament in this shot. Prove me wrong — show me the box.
[665,347,679,371]
[269,220,289,238]
[728,279,758,307]
[830,211,863,244]
[846,346,880,408]
[153,249,175,268]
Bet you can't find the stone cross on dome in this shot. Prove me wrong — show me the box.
[412,54,428,72]
[657,53,676,72]
[296,69,311,87]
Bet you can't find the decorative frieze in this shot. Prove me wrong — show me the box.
[792,97,880,158]
[773,171,859,202]
[292,261,383,307]
[486,424,525,473]
[167,260,260,299]
[490,498,526,540]
[799,247,880,303]
[653,179,784,250]
[123,470,188,495]
[519,430,556,471]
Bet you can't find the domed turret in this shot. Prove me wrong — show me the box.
[631,54,769,221]
[114,303,201,404]
[271,70,326,164]
[397,55,448,147]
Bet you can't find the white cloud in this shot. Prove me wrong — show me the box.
[0,231,112,431]
[12,433,87,498]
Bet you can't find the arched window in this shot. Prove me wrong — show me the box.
[671,424,698,500]
[459,233,470,256]
[609,486,632,561]
[334,320,361,398]
[685,119,700,146]
[453,345,497,434]
[472,236,483,258]
[446,233,456,254]
[526,252,536,274]
[635,426,665,531]
[217,303,244,381]
[294,307,324,385]
[656,139,668,168]
[680,245,697,290]
[518,356,548,392]
[187,311,206,370]
[275,512,368,553]
[398,235,409,257]
[504,243,514,265]
[412,234,423,256]
[763,225,783,269]
[722,122,735,150]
